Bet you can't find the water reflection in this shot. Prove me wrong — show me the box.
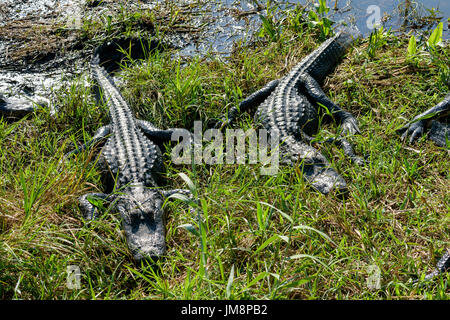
[0,0,447,110]
[178,0,448,56]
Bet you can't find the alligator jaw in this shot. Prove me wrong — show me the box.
[116,187,166,263]
[302,164,348,197]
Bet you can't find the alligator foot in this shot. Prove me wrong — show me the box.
[398,119,449,147]
[320,137,366,166]
[398,119,426,144]
[297,73,361,136]
[397,93,449,147]
[79,193,109,220]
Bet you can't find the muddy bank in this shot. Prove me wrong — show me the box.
[1,0,448,116]
[0,0,262,114]
[0,1,160,113]
[0,0,87,112]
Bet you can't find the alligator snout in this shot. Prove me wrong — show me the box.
[123,211,166,263]
[117,190,167,263]
[304,165,348,197]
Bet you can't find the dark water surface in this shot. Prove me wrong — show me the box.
[0,0,448,106]
[179,0,449,55]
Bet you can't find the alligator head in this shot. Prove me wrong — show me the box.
[284,139,349,196]
[303,164,348,197]
[114,185,166,263]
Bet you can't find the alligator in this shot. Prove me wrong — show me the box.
[397,96,449,282]
[414,250,450,283]
[219,28,363,195]
[397,93,449,147]
[65,50,192,263]
[424,251,450,281]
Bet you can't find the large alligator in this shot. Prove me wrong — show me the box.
[398,93,449,147]
[219,29,363,195]
[65,50,192,263]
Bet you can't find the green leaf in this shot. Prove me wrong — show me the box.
[253,235,279,255]
[407,35,417,57]
[258,201,293,223]
[259,14,277,42]
[277,235,289,243]
[308,10,319,22]
[427,22,443,47]
[293,225,336,246]
[225,265,234,299]
[245,272,270,289]
[288,254,330,270]
[178,172,196,192]
[256,202,265,231]
[317,0,330,15]
[178,223,200,237]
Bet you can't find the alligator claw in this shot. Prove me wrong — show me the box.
[398,120,425,144]
[340,115,361,136]
[79,193,109,220]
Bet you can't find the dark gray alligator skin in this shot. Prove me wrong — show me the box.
[399,95,449,282]
[398,93,449,147]
[66,52,192,263]
[413,250,450,283]
[423,250,450,281]
[219,29,363,195]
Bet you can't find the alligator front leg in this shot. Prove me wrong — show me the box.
[218,79,280,129]
[397,93,449,145]
[163,189,198,215]
[79,192,109,220]
[137,120,193,146]
[295,73,363,164]
[65,124,111,158]
[298,73,360,136]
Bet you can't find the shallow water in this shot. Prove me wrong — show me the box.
[176,0,449,56]
[0,0,448,109]
[303,0,450,37]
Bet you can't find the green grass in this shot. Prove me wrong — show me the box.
[0,3,448,299]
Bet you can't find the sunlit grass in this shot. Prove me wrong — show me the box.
[0,2,448,300]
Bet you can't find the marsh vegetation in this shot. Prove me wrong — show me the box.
[0,0,448,299]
